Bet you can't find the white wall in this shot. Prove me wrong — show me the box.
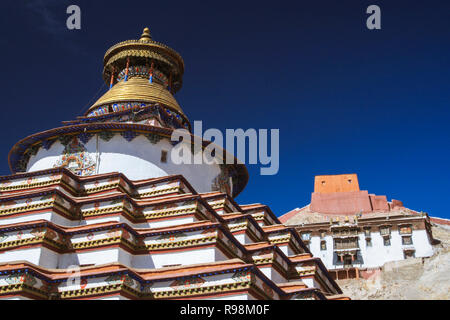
[0,211,75,227]
[0,247,58,269]
[310,235,334,268]
[258,266,286,284]
[26,134,227,195]
[233,233,253,245]
[133,247,225,269]
[308,228,434,270]
[301,277,316,288]
[0,246,224,270]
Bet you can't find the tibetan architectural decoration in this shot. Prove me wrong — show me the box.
[0,28,348,300]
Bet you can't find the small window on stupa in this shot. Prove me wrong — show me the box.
[161,150,168,163]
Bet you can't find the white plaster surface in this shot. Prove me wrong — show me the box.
[27,135,227,195]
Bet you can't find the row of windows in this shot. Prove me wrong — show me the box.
[378,235,413,246]
[316,235,413,249]
[301,224,413,240]
[370,235,413,246]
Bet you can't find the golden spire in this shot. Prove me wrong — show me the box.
[86,28,188,122]
[139,27,152,41]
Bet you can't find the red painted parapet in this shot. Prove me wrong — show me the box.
[369,194,390,211]
[390,199,404,210]
[310,190,373,215]
[430,217,450,226]
[289,174,406,216]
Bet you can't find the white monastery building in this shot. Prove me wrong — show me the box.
[280,174,436,280]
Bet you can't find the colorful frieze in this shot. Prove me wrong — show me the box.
[80,198,126,216]
[170,277,205,290]
[144,229,216,248]
[70,229,112,246]
[105,274,135,287]
[84,177,120,194]
[137,181,181,198]
[86,102,189,130]
[0,194,60,216]
[0,226,66,250]
[4,273,37,287]
[227,219,248,232]
[0,264,317,300]
[54,137,96,177]
[0,173,62,192]
[232,270,252,283]
[116,66,169,85]
[267,231,291,244]
[295,266,316,276]
[206,199,227,213]
[142,200,197,219]
[57,272,143,299]
[211,167,232,196]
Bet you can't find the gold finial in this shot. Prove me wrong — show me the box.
[139,27,152,41]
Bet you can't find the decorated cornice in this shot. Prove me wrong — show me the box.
[246,243,297,279]
[288,288,326,300]
[240,204,281,226]
[263,225,310,255]
[0,254,337,300]
[0,260,301,300]
[0,179,222,223]
[0,167,197,202]
[83,102,190,131]
[288,255,342,295]
[200,192,242,214]
[0,218,256,260]
[8,123,249,198]
[223,214,266,243]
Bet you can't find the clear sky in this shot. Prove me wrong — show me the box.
[1,0,449,219]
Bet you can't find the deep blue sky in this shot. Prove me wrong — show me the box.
[1,1,449,218]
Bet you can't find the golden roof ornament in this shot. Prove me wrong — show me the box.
[139,27,152,42]
[100,27,185,92]
[86,27,187,119]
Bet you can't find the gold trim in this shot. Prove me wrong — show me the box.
[81,205,124,217]
[59,283,140,299]
[269,235,291,244]
[143,207,196,219]
[145,236,216,250]
[89,78,183,115]
[228,223,248,233]
[84,183,120,194]
[70,235,216,252]
[153,281,250,299]
[137,186,180,198]
[0,236,44,249]
[253,257,273,264]
[0,179,61,192]
[0,201,55,216]
[0,283,48,299]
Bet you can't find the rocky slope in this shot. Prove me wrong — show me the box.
[337,223,450,300]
